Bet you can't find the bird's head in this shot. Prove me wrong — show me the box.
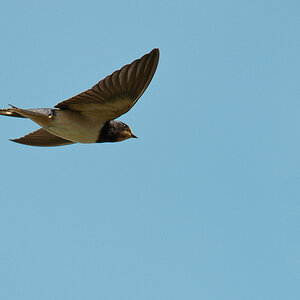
[97,120,138,143]
[114,121,138,141]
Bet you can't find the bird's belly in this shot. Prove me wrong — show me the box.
[46,110,103,143]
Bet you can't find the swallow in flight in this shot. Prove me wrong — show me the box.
[0,48,159,146]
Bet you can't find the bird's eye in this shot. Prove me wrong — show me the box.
[123,124,127,128]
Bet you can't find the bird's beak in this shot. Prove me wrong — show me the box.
[131,133,138,139]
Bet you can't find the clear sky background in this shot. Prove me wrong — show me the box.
[0,1,299,299]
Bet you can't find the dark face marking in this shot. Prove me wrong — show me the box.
[97,121,136,143]
[50,109,57,118]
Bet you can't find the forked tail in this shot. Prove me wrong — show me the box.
[0,105,27,118]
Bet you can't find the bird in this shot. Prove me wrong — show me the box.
[0,48,159,147]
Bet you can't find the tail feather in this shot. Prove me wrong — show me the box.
[0,108,27,118]
[1,105,54,127]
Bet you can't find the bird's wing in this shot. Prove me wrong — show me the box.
[10,128,75,147]
[55,48,159,121]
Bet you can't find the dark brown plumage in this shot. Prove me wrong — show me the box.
[55,48,159,121]
[11,128,75,147]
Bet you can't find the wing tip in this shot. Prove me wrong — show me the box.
[151,48,159,55]
[148,48,160,64]
[150,48,160,70]
[9,137,33,146]
[9,138,25,145]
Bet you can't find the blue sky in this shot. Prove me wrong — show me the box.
[0,0,299,299]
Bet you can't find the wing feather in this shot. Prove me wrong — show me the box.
[10,128,75,147]
[55,48,159,121]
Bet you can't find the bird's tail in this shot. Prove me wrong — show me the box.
[1,105,53,127]
[0,105,27,118]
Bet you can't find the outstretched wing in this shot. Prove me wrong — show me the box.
[10,128,75,147]
[55,48,159,122]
